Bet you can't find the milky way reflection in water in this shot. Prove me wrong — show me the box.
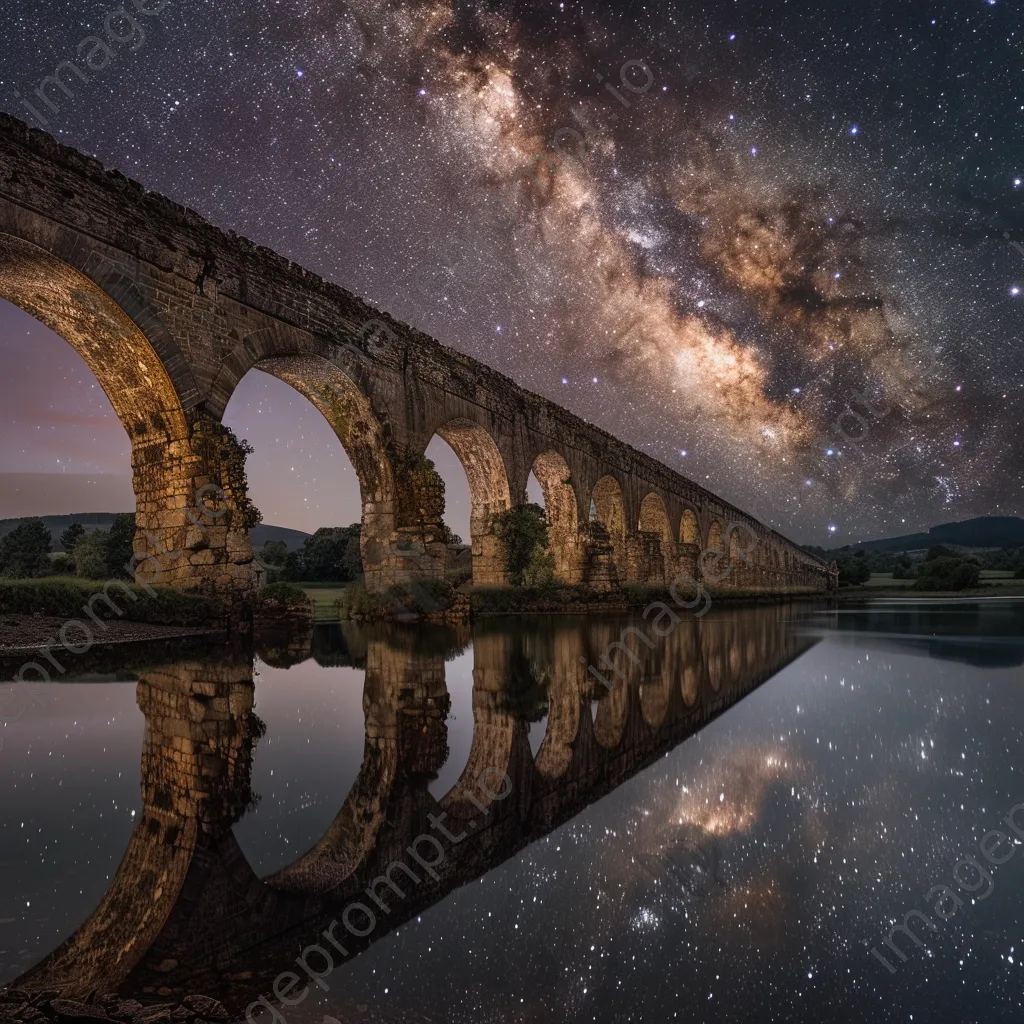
[1,600,1023,1022]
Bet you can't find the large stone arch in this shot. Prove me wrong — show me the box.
[0,232,251,591]
[637,492,673,584]
[590,474,627,584]
[246,354,398,590]
[206,324,333,418]
[677,506,701,583]
[680,507,699,545]
[435,418,512,586]
[530,450,581,584]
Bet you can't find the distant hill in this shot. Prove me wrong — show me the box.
[807,516,1024,558]
[0,513,311,552]
[249,524,312,551]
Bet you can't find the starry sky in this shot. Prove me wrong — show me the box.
[0,0,1021,544]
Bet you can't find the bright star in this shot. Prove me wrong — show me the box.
[849,125,859,135]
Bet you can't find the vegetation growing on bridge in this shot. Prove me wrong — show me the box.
[492,503,555,588]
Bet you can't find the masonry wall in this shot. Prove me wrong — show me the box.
[0,113,836,595]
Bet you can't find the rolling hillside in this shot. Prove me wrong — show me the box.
[0,513,311,552]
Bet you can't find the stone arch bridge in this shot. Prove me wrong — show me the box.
[0,114,834,596]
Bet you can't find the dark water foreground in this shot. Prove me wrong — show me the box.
[1,600,1022,1023]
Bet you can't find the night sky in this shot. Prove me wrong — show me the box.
[0,0,1021,544]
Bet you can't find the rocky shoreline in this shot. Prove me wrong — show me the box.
[0,993,237,1024]
[0,616,224,656]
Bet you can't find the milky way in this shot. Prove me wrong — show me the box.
[0,0,1021,543]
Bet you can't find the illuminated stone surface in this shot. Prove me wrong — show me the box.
[0,114,835,595]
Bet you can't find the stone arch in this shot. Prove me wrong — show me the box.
[590,475,627,583]
[435,419,512,586]
[680,508,699,545]
[706,521,724,551]
[637,492,673,584]
[249,354,397,590]
[0,232,248,590]
[206,324,333,417]
[640,664,672,728]
[530,451,581,584]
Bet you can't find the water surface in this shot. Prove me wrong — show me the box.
[1,600,1022,1022]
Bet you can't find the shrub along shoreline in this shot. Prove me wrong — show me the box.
[330,579,832,621]
[0,577,225,627]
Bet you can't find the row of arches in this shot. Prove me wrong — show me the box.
[0,229,831,596]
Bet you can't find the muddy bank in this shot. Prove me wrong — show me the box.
[0,615,224,657]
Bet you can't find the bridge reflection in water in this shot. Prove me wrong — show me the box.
[14,606,818,1012]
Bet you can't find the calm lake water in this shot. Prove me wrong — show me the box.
[1,599,1022,1023]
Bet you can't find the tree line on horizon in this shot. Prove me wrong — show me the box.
[0,516,136,581]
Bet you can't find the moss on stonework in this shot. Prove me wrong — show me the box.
[393,447,446,529]
[190,416,262,530]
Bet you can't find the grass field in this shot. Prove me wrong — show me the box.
[844,571,1024,596]
[297,582,353,620]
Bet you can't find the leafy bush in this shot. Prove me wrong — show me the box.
[50,554,77,575]
[257,582,313,608]
[281,525,362,582]
[892,556,916,580]
[837,556,871,586]
[445,567,473,589]
[0,578,222,624]
[72,530,110,579]
[913,556,980,591]
[334,581,382,619]
[335,578,458,619]
[948,562,981,590]
[523,547,556,588]
[493,503,549,586]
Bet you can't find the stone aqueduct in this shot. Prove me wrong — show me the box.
[0,114,834,596]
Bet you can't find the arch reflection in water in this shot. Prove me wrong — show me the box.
[13,606,817,1013]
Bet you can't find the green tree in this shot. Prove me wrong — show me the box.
[106,513,136,579]
[438,522,462,546]
[297,525,362,582]
[0,518,53,578]
[260,540,288,566]
[493,503,550,587]
[341,529,363,581]
[925,544,954,561]
[72,530,110,579]
[914,556,980,591]
[892,556,916,580]
[59,522,86,553]
[837,556,871,586]
[280,550,303,581]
